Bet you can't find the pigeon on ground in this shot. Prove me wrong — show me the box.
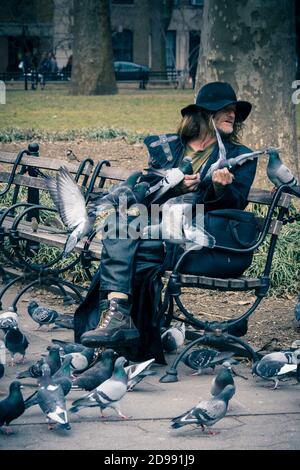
[53,314,74,330]
[211,362,235,397]
[267,150,298,188]
[125,358,156,391]
[0,381,25,434]
[63,348,95,372]
[27,301,59,329]
[171,384,235,434]
[51,338,90,354]
[252,359,299,390]
[0,309,18,331]
[143,195,215,249]
[70,356,129,419]
[4,326,29,366]
[72,349,116,391]
[294,294,300,324]
[17,345,61,379]
[34,363,71,430]
[24,356,73,409]
[258,349,300,365]
[161,322,185,353]
[182,348,235,375]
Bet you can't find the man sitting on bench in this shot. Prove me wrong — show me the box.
[75,81,257,364]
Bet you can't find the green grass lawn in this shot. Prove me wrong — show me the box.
[0,87,195,136]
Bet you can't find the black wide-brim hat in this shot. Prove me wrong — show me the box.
[181,81,252,123]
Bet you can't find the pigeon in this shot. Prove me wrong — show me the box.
[252,359,299,390]
[17,345,61,379]
[125,358,156,391]
[4,326,29,366]
[31,217,39,233]
[0,309,19,331]
[182,348,235,375]
[53,314,74,330]
[51,338,90,354]
[161,322,185,353]
[34,363,71,430]
[70,356,129,419]
[171,384,235,434]
[25,356,73,409]
[66,149,80,162]
[0,381,25,434]
[0,341,5,378]
[258,348,300,365]
[294,294,300,324]
[267,150,298,188]
[211,362,235,397]
[143,195,215,249]
[72,349,116,391]
[63,348,95,373]
[27,301,59,329]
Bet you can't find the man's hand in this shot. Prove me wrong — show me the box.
[179,174,200,194]
[212,168,234,197]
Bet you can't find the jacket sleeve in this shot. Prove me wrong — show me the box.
[200,157,257,211]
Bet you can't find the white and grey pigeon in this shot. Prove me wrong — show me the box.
[143,195,215,249]
[161,322,185,353]
[0,309,18,331]
[182,348,235,375]
[171,384,235,434]
[211,362,235,397]
[63,348,95,373]
[34,363,71,430]
[125,358,156,391]
[27,301,59,329]
[70,356,129,419]
[258,348,300,365]
[252,349,300,389]
[266,150,298,188]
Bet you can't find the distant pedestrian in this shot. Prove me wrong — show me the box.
[38,52,51,90]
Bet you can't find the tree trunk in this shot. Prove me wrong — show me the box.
[70,0,117,95]
[196,0,299,181]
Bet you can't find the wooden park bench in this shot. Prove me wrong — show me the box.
[0,144,299,375]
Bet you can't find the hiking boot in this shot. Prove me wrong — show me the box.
[80,298,139,348]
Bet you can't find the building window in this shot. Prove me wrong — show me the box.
[190,0,204,6]
[166,31,176,71]
[112,29,133,62]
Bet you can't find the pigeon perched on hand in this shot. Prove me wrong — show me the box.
[70,356,128,419]
[182,348,235,375]
[171,384,235,434]
[267,150,298,188]
[161,322,185,353]
[125,358,156,391]
[72,349,116,391]
[34,363,71,430]
[27,301,59,329]
[4,326,29,366]
[17,344,61,379]
[0,381,25,435]
[211,362,235,397]
[0,309,18,331]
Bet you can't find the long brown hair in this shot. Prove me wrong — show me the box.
[177,110,243,144]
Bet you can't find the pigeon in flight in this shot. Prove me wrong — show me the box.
[70,356,129,419]
[182,348,235,375]
[125,358,156,391]
[171,384,235,434]
[161,322,185,353]
[4,326,29,366]
[72,349,116,391]
[0,381,25,435]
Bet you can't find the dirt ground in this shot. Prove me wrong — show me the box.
[1,140,300,351]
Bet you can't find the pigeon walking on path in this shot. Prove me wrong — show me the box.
[72,349,116,391]
[70,356,129,419]
[63,348,95,373]
[171,384,235,434]
[17,345,61,379]
[27,301,59,329]
[0,381,25,434]
[182,348,235,375]
[211,362,235,397]
[252,357,300,390]
[161,322,185,353]
[4,326,29,366]
[51,338,91,354]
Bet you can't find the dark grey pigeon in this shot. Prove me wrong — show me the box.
[25,356,73,409]
[27,301,59,328]
[0,381,25,435]
[70,356,128,419]
[53,315,74,330]
[252,359,299,390]
[4,326,29,366]
[211,362,235,397]
[72,349,116,391]
[35,363,71,430]
[17,345,61,379]
[171,384,235,434]
[183,348,235,375]
[51,338,89,354]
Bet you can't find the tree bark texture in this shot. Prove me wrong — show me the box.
[71,0,117,95]
[196,0,299,180]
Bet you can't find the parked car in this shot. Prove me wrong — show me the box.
[114,61,150,87]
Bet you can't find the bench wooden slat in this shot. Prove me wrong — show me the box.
[248,188,291,208]
[98,167,133,181]
[0,152,93,176]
